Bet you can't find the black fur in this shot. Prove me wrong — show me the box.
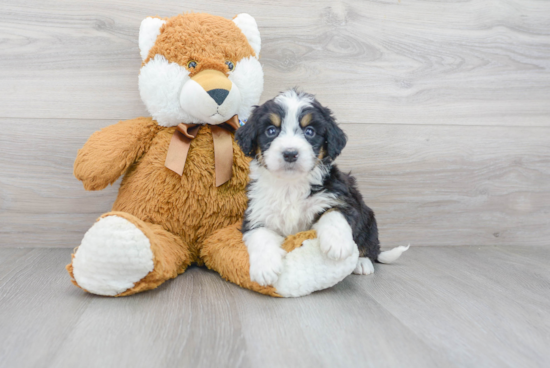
[309,99,347,162]
[235,90,348,163]
[240,180,256,235]
[236,90,380,261]
[235,99,286,158]
[312,165,380,260]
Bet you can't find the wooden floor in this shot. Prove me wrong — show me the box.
[0,1,549,366]
[1,246,549,368]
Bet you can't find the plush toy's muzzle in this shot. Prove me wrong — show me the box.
[180,69,242,124]
[68,12,363,299]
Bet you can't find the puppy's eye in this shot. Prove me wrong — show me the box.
[265,125,278,138]
[304,126,316,138]
[225,61,234,71]
[187,60,197,69]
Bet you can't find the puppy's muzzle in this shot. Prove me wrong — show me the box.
[283,150,299,163]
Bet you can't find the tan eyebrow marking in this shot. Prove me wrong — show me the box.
[300,113,312,127]
[270,113,281,127]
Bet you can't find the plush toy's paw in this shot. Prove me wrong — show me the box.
[249,246,286,286]
[72,215,154,296]
[274,238,360,297]
[353,257,375,275]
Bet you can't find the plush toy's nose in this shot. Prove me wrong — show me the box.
[191,69,232,106]
[207,89,229,105]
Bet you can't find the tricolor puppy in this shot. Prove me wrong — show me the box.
[235,89,409,286]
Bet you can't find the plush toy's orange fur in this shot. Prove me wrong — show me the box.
[67,13,309,296]
[68,116,309,296]
[144,13,257,70]
[201,224,317,297]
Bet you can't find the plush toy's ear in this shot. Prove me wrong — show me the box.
[233,14,261,57]
[139,17,166,61]
[235,117,259,157]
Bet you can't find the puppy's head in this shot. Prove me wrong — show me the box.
[236,89,347,178]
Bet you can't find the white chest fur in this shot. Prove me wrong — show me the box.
[245,161,338,237]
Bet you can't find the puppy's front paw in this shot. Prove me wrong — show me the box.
[318,225,356,260]
[249,248,286,286]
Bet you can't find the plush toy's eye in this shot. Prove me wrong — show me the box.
[187,60,197,69]
[266,125,278,138]
[225,61,234,71]
[304,126,316,138]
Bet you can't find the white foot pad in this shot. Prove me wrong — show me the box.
[274,238,359,297]
[353,257,374,275]
[72,216,154,296]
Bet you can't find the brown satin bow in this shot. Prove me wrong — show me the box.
[164,115,241,187]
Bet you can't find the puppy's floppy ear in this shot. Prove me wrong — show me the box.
[235,109,259,157]
[317,102,347,160]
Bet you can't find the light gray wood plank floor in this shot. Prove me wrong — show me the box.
[0,246,549,368]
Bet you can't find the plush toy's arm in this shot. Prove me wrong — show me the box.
[74,117,161,191]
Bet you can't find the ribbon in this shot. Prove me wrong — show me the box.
[165,115,241,187]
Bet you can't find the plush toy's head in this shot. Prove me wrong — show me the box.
[138,13,263,127]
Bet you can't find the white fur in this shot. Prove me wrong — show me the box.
[228,57,264,120]
[139,55,260,127]
[243,227,287,286]
[377,244,410,263]
[263,90,316,176]
[274,238,359,297]
[353,257,374,275]
[180,80,242,124]
[263,133,316,176]
[72,216,154,296]
[138,41,263,127]
[246,161,338,237]
[232,14,261,57]
[313,211,356,260]
[244,161,340,287]
[275,90,314,135]
[138,55,193,127]
[137,15,263,127]
[139,17,166,61]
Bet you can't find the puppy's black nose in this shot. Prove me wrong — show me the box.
[283,150,299,163]
[207,89,229,105]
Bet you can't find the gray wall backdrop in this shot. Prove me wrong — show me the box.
[1,0,549,248]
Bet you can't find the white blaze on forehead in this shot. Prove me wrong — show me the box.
[275,90,314,136]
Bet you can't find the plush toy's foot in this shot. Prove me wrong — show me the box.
[67,211,191,297]
[201,223,283,297]
[71,215,154,296]
[201,222,358,298]
[274,238,359,297]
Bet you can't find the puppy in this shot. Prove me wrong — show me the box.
[235,89,409,286]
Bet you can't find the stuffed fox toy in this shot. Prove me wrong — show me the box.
[67,12,358,298]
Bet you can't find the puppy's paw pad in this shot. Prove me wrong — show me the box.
[353,257,374,275]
